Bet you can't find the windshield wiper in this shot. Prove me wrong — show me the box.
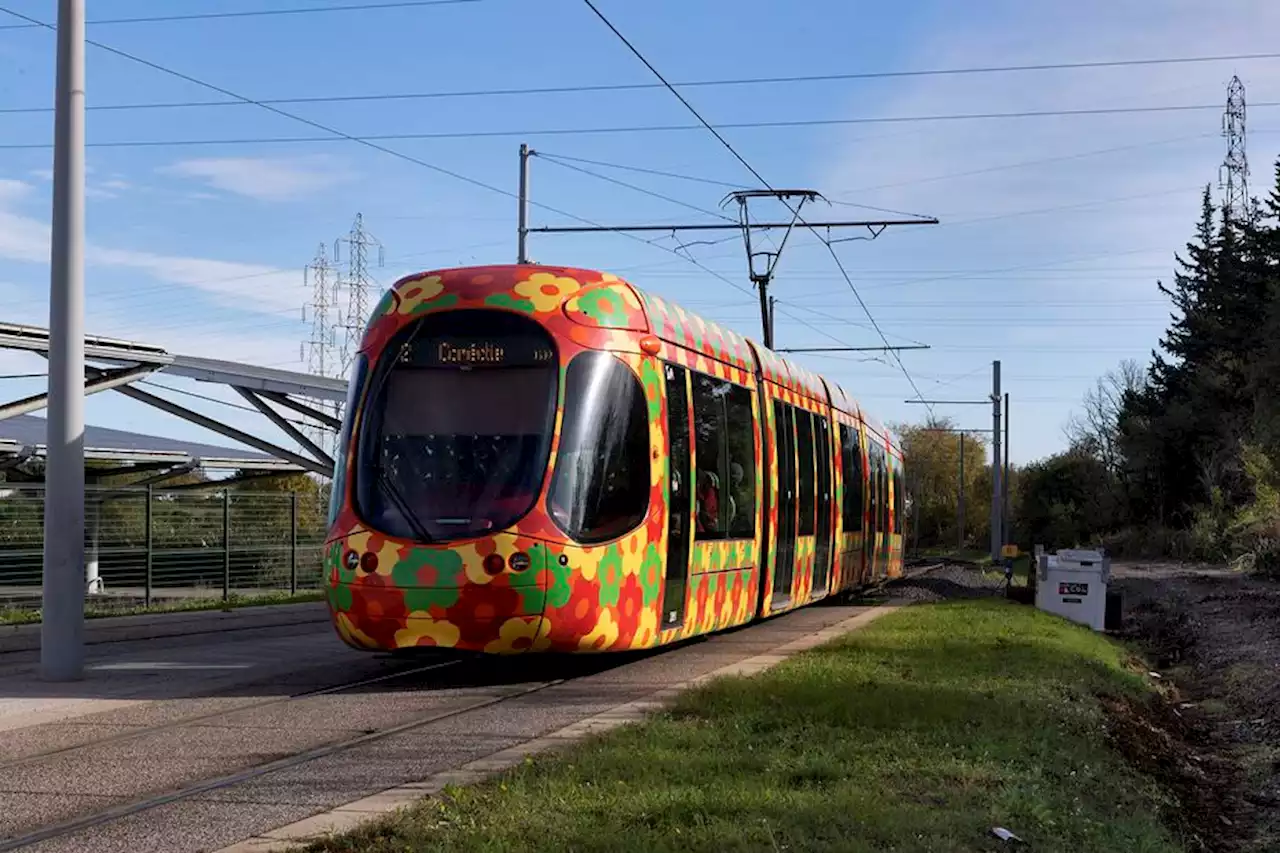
[375,471,434,544]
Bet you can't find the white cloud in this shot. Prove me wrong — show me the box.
[160,156,352,202]
[0,176,304,315]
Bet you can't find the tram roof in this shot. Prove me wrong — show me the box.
[379,264,901,454]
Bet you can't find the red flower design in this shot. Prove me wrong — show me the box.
[612,574,645,646]
[446,579,522,646]
[545,576,600,647]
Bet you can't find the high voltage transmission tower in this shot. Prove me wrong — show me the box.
[302,243,337,381]
[334,213,384,377]
[1220,74,1251,224]
[302,243,340,452]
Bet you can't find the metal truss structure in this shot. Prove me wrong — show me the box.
[0,322,349,482]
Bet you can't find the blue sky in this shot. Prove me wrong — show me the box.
[0,0,1278,467]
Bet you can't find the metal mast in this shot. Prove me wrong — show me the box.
[42,0,87,682]
[302,244,339,452]
[335,213,384,378]
[1220,74,1251,224]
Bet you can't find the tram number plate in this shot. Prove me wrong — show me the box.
[1058,582,1089,596]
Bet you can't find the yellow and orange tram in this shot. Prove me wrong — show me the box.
[323,264,906,654]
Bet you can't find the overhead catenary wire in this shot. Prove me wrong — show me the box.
[0,0,479,30]
[6,102,1280,150]
[0,6,861,357]
[579,0,935,412]
[3,50,1279,109]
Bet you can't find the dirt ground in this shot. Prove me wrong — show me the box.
[1111,561,1280,853]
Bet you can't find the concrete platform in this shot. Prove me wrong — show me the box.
[0,601,329,655]
[0,601,897,853]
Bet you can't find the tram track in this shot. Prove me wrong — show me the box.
[0,647,662,852]
[0,656,459,772]
[0,672,564,853]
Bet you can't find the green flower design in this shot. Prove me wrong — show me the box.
[597,545,624,607]
[391,548,464,588]
[576,287,629,327]
[403,585,460,612]
[408,292,460,315]
[328,582,353,612]
[372,289,397,319]
[640,359,663,422]
[639,543,662,605]
[510,543,551,612]
[545,547,574,609]
[484,292,536,314]
[331,542,355,584]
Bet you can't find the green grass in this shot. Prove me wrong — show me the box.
[308,600,1185,853]
[0,589,324,626]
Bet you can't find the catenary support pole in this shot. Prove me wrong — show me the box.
[517,143,531,264]
[990,360,1002,562]
[41,0,86,683]
[958,432,965,551]
[1003,392,1010,546]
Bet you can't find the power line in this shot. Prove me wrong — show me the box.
[6,101,1280,151]
[579,0,934,411]
[4,50,1278,109]
[138,379,317,429]
[534,153,736,222]
[0,8,960,373]
[0,0,479,30]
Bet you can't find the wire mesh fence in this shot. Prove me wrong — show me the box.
[0,484,330,610]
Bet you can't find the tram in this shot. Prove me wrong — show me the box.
[323,264,906,655]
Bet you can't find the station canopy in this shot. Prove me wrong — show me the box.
[0,322,349,481]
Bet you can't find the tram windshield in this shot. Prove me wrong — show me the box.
[354,310,558,542]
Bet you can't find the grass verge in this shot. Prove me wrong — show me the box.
[0,590,324,626]
[308,599,1188,853]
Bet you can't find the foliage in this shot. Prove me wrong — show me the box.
[306,600,1182,853]
[892,416,996,550]
[1004,157,1280,569]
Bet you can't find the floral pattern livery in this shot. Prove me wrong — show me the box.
[326,264,904,656]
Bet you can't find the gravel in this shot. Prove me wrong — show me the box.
[881,561,1008,603]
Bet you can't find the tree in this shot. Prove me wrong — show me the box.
[1065,358,1146,474]
[892,416,990,550]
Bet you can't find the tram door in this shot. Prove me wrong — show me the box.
[771,401,796,607]
[813,415,833,595]
[661,363,691,629]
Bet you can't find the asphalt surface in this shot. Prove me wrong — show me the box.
[0,597,885,853]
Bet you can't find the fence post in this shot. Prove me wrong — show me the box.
[222,489,231,601]
[289,491,298,596]
[144,485,153,607]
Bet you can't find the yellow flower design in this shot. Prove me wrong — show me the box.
[485,616,551,654]
[395,614,461,648]
[579,609,619,651]
[337,612,379,649]
[632,608,658,649]
[396,275,445,315]
[514,272,580,313]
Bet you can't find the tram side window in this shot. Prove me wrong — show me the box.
[839,423,862,532]
[868,444,882,536]
[796,409,816,537]
[725,385,757,538]
[547,352,651,544]
[692,373,727,538]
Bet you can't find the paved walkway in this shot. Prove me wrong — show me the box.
[0,601,897,853]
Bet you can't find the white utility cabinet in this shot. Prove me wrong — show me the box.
[1035,548,1110,631]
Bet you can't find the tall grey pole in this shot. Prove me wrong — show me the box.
[957,432,965,551]
[41,0,87,682]
[1002,392,1010,546]
[990,360,1002,562]
[517,143,531,264]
